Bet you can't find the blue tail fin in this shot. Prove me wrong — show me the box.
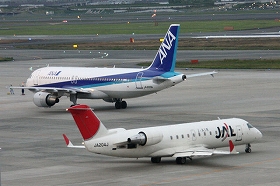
[148,24,180,72]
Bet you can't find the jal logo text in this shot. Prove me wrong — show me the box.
[215,123,236,141]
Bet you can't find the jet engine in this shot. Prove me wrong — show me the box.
[33,92,59,107]
[127,130,163,146]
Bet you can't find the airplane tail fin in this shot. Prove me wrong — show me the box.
[67,105,108,141]
[147,24,180,72]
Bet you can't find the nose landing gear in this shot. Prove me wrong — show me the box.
[245,143,251,153]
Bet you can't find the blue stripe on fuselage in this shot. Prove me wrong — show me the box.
[34,69,181,89]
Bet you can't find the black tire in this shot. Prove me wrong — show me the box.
[115,102,121,109]
[121,101,127,109]
[176,157,186,164]
[151,157,161,163]
[245,148,251,153]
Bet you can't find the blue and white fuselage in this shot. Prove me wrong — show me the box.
[23,24,215,109]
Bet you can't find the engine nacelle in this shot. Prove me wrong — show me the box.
[127,130,163,146]
[33,92,59,107]
[171,74,187,85]
[182,74,187,80]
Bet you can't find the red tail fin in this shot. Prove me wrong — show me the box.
[67,105,102,141]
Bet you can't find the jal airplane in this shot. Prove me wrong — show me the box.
[18,24,216,109]
[63,104,262,164]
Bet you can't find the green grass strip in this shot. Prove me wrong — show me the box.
[138,59,280,69]
[0,20,279,35]
[0,57,13,62]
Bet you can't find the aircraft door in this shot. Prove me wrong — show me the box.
[135,72,143,89]
[236,125,242,141]
[191,129,196,141]
[33,70,40,85]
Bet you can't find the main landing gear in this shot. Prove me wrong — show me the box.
[70,94,77,107]
[176,157,187,164]
[245,143,252,153]
[151,157,161,163]
[115,100,127,109]
[151,157,192,164]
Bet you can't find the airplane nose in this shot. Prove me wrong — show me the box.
[255,129,263,139]
[26,78,32,86]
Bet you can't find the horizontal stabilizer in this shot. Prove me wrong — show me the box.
[63,134,85,149]
[186,71,217,78]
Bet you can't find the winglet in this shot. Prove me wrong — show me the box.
[229,140,239,154]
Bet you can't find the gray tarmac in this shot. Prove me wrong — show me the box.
[0,52,280,185]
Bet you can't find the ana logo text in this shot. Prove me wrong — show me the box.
[215,123,236,141]
[48,71,62,76]
[158,30,176,64]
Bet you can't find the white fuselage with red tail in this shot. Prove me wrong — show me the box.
[64,105,262,164]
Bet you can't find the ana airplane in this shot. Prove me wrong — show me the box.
[63,104,262,164]
[16,24,216,109]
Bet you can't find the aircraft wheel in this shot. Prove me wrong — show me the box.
[115,102,121,109]
[121,101,127,109]
[151,157,161,163]
[245,148,251,153]
[176,157,186,164]
[245,143,251,153]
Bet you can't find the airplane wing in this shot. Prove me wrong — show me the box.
[11,86,91,94]
[172,140,238,158]
[63,134,85,148]
[186,71,217,78]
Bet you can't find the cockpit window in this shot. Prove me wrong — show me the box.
[247,123,254,129]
